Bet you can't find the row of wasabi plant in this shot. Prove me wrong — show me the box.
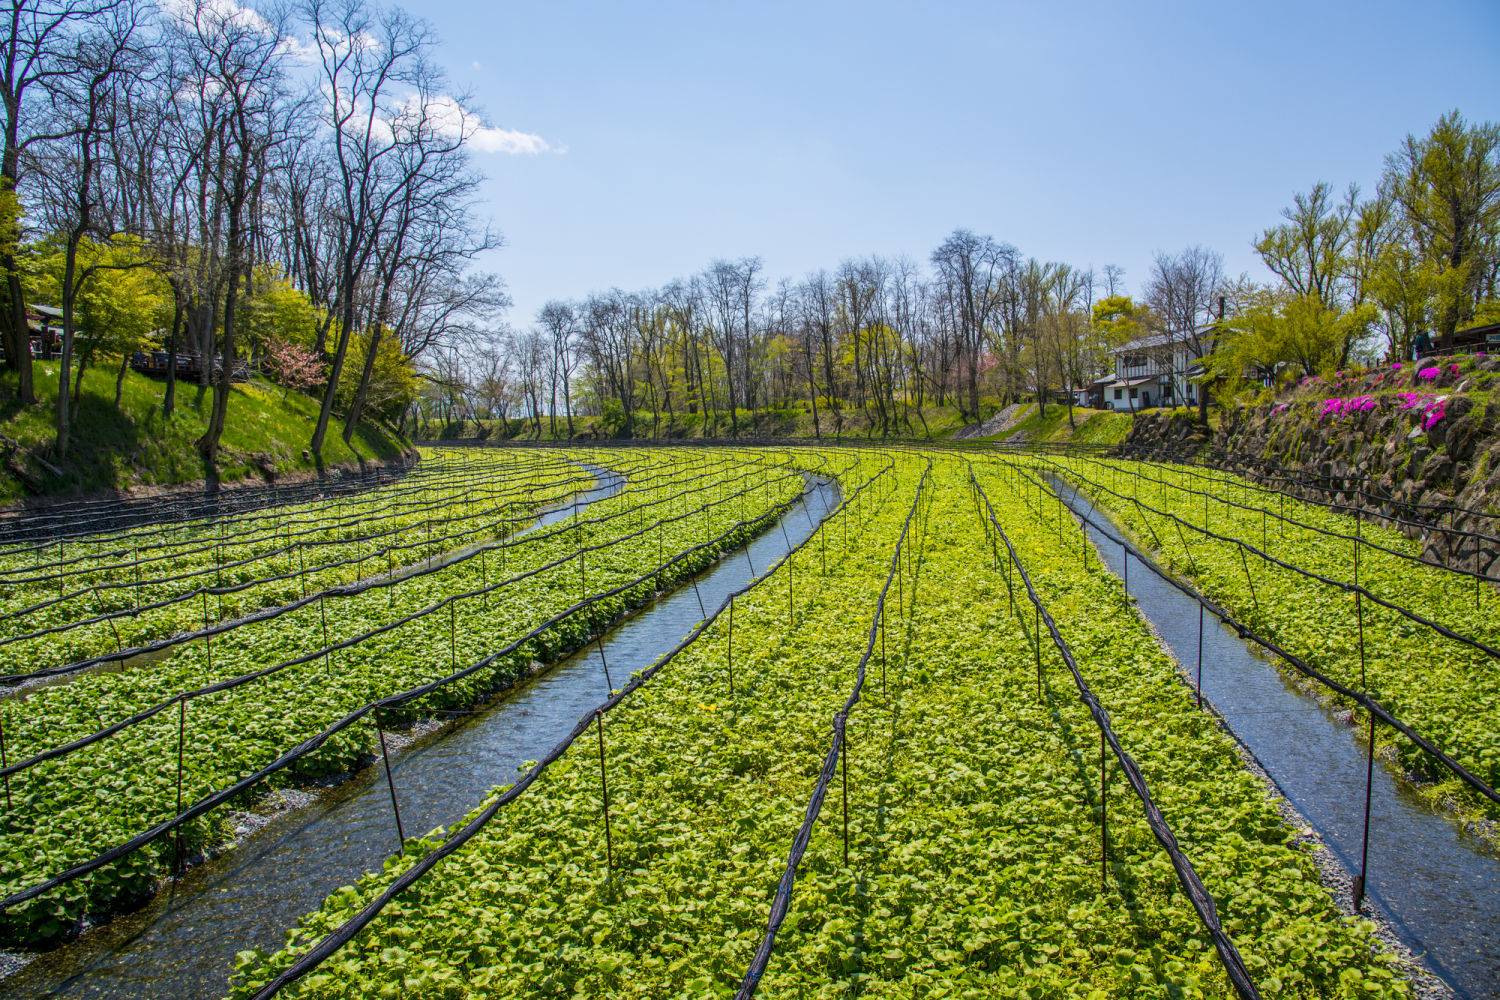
[0,449,823,946]
[1044,453,1500,841]
[0,450,593,670]
[231,452,1412,999]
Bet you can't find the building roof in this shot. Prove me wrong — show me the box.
[1455,322,1500,342]
[1112,326,1216,355]
[1105,375,1158,389]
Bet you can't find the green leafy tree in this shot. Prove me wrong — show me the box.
[1208,288,1377,392]
[26,234,168,405]
[1383,110,1500,342]
[1091,294,1152,346]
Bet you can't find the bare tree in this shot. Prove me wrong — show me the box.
[28,0,144,455]
[1,0,127,404]
[1146,245,1224,424]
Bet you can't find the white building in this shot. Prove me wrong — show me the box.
[1100,331,1210,412]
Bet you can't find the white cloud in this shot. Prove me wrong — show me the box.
[276,33,318,65]
[470,124,555,155]
[417,94,557,156]
[471,60,484,72]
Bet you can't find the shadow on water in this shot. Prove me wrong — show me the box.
[4,467,838,999]
[1050,475,1499,1000]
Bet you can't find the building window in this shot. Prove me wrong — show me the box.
[1113,388,1122,401]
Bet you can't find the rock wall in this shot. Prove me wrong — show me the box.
[1117,367,1500,571]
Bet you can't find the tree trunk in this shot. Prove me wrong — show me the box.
[164,297,181,417]
[342,326,382,444]
[56,248,79,458]
[115,352,129,407]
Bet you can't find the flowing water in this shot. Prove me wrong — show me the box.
[2,464,835,999]
[1052,476,1499,1000]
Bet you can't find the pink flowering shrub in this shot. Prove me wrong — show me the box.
[1423,399,1447,430]
[1319,395,1377,418]
[1394,391,1448,430]
[1418,366,1441,381]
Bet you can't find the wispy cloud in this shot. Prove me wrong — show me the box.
[421,94,558,155]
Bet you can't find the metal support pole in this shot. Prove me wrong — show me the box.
[376,717,406,847]
[595,710,613,873]
[597,635,613,691]
[174,696,186,875]
[0,712,12,813]
[320,595,331,676]
[1034,603,1042,699]
[1196,600,1205,709]
[880,610,887,698]
[1353,710,1376,912]
[841,720,850,866]
[1238,544,1260,613]
[1356,589,1367,689]
[1100,727,1108,892]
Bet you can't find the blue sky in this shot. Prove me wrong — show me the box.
[420,0,1500,324]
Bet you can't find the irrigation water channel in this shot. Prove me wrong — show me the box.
[1049,475,1500,1000]
[3,465,839,998]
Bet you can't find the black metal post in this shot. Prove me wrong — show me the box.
[595,710,613,872]
[1100,726,1108,892]
[174,695,186,875]
[1196,600,1205,708]
[597,635,613,691]
[841,720,850,866]
[376,717,406,847]
[0,711,11,813]
[1353,710,1376,912]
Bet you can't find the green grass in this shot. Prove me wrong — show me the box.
[989,403,1132,445]
[0,362,405,503]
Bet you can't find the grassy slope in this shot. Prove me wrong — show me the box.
[0,362,404,504]
[994,403,1134,445]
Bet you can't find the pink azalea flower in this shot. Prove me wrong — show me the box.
[1418,366,1441,381]
[1422,400,1447,430]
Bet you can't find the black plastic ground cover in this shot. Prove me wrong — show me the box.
[968,461,1262,1000]
[238,455,893,998]
[0,455,832,918]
